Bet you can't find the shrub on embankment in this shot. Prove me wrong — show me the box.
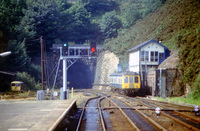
[103,0,200,99]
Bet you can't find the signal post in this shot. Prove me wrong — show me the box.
[58,42,100,100]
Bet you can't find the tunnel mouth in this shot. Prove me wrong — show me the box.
[67,60,95,89]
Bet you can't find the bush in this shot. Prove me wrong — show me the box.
[99,11,122,39]
[16,72,40,91]
[29,64,41,82]
[188,73,200,99]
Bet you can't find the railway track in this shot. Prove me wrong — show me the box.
[55,90,200,131]
[76,95,163,131]
[122,96,200,131]
[76,95,106,131]
[106,97,166,131]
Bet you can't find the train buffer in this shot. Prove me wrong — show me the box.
[0,99,76,131]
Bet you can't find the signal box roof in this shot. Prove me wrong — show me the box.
[128,38,169,53]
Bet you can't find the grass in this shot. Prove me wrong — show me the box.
[0,91,36,100]
[157,97,200,106]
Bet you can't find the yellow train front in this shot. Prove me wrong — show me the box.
[11,81,23,93]
[109,72,141,96]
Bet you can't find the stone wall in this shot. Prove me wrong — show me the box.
[93,50,119,90]
[147,68,181,97]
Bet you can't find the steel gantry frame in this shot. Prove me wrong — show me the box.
[52,44,102,100]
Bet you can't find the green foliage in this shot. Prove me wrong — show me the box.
[140,0,162,18]
[0,0,168,91]
[17,0,61,55]
[187,73,200,100]
[4,40,30,72]
[176,26,200,99]
[120,4,140,28]
[61,3,93,43]
[0,0,26,32]
[0,0,26,52]
[117,0,164,29]
[166,97,200,105]
[29,64,41,82]
[16,72,39,91]
[178,29,200,86]
[99,11,122,39]
[78,0,117,15]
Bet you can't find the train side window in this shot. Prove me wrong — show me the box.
[124,77,128,83]
[117,77,119,84]
[130,77,133,83]
[135,76,139,83]
[110,77,113,83]
[114,77,117,83]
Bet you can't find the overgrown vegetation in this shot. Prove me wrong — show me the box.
[157,97,200,105]
[103,0,200,99]
[1,0,199,99]
[0,0,166,92]
[16,72,41,91]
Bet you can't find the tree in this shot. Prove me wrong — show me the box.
[0,0,26,33]
[60,3,93,43]
[99,11,122,39]
[17,0,61,56]
[3,40,30,72]
[0,0,26,52]
[78,0,117,15]
[120,5,140,28]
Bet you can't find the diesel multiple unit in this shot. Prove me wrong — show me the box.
[109,71,141,96]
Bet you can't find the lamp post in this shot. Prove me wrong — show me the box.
[0,51,11,57]
[0,51,14,75]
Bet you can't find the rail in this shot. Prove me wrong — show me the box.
[106,97,140,131]
[134,98,200,131]
[76,96,106,131]
[98,97,107,131]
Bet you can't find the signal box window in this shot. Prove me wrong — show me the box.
[135,76,139,83]
[159,53,164,60]
[151,52,154,61]
[155,51,158,62]
[141,51,144,61]
[151,51,158,62]
[145,51,149,61]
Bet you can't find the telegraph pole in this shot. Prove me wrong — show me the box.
[40,36,45,90]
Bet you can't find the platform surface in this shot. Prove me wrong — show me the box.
[0,100,74,131]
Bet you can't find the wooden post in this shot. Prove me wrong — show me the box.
[40,36,45,90]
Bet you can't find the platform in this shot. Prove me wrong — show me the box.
[0,99,76,131]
